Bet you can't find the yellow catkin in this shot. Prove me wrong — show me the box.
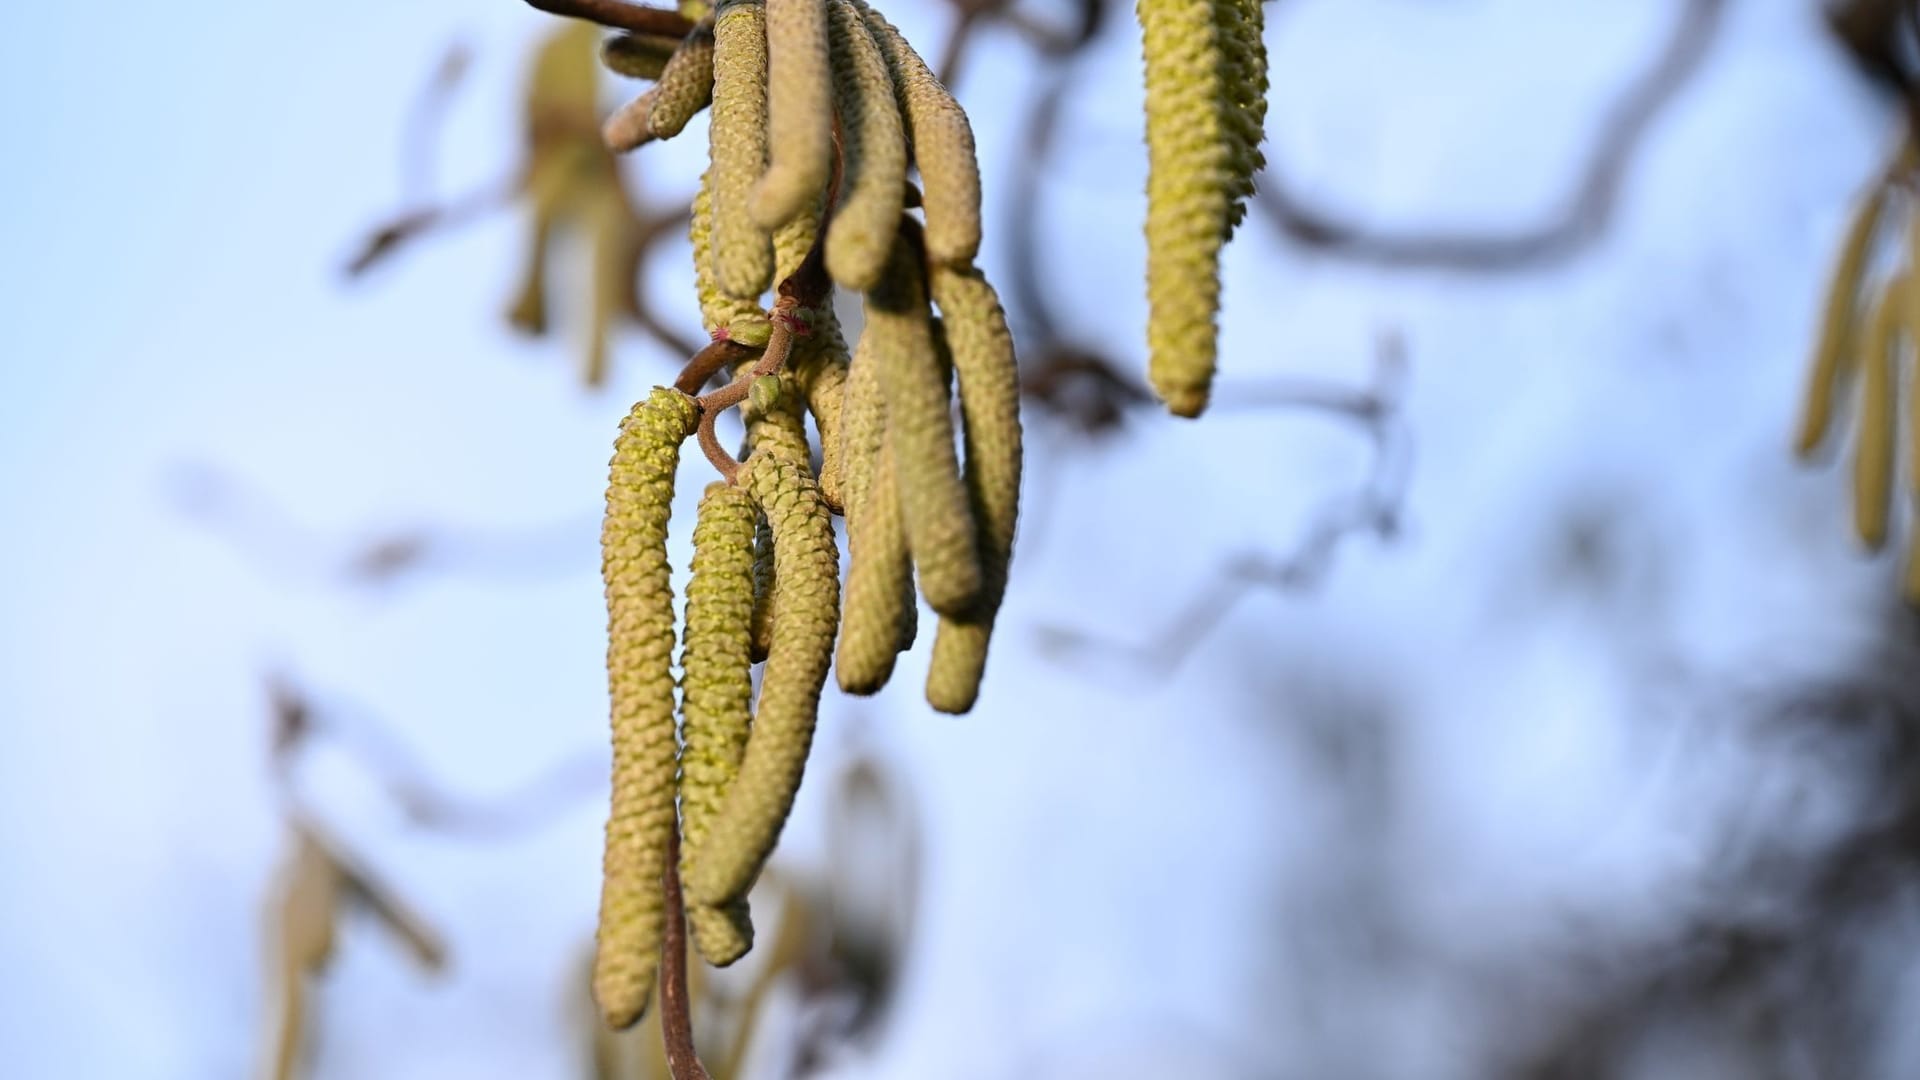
[685,453,841,908]
[680,482,760,967]
[594,386,698,1029]
[752,0,835,230]
[742,377,814,660]
[1855,274,1902,550]
[1139,0,1233,418]
[604,24,716,151]
[869,230,980,615]
[1217,0,1267,232]
[823,0,907,291]
[837,420,916,694]
[711,0,776,299]
[692,167,767,337]
[925,266,1022,714]
[601,32,683,80]
[793,312,852,510]
[855,1,982,266]
[1797,181,1890,456]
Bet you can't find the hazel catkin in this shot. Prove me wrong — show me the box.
[752,0,835,230]
[594,386,698,1029]
[710,0,776,299]
[823,0,908,291]
[1797,178,1890,457]
[855,1,982,266]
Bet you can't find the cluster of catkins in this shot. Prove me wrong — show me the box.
[1797,134,1920,604]
[582,0,1021,1030]
[1137,0,1268,418]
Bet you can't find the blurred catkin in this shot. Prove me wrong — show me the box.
[1855,273,1903,550]
[752,0,835,230]
[824,0,908,291]
[856,1,982,266]
[1798,179,1890,456]
[679,482,760,966]
[595,387,698,1029]
[605,23,716,151]
[686,453,841,908]
[925,267,1022,714]
[601,32,682,80]
[711,0,776,298]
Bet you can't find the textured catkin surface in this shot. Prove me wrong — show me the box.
[744,383,815,659]
[856,1,982,266]
[824,0,907,291]
[870,233,980,616]
[685,454,840,908]
[837,421,915,694]
[649,25,718,139]
[753,0,835,229]
[711,0,775,299]
[678,482,759,966]
[692,168,766,336]
[925,267,1021,714]
[1217,0,1267,232]
[793,314,852,510]
[1140,0,1232,418]
[594,387,698,1030]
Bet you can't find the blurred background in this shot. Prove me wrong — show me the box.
[5,0,1920,1077]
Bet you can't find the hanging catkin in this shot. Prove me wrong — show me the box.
[594,387,698,1029]
[752,0,835,230]
[679,482,760,966]
[823,0,907,291]
[684,452,841,908]
[855,1,982,266]
[710,0,776,299]
[1855,273,1904,550]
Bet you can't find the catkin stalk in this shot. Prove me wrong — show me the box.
[870,229,980,615]
[1854,275,1902,550]
[1140,0,1233,418]
[594,387,698,1029]
[855,1,982,266]
[679,482,760,966]
[925,266,1022,714]
[752,0,835,229]
[711,0,776,298]
[1796,181,1889,456]
[685,453,841,908]
[823,0,907,291]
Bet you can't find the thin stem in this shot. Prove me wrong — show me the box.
[675,339,755,395]
[521,0,696,37]
[658,826,712,1080]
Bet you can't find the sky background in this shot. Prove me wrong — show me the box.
[1,1,1911,1077]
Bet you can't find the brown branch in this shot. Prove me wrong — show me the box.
[674,339,754,395]
[521,0,696,38]
[344,178,518,278]
[659,826,712,1080]
[1255,0,1726,272]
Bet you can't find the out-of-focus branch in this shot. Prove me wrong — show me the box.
[522,0,696,38]
[935,0,1107,87]
[1255,0,1725,272]
[1037,333,1412,678]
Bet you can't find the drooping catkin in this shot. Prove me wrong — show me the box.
[693,167,767,338]
[823,0,908,291]
[752,0,835,230]
[869,228,980,615]
[685,453,841,908]
[601,32,683,81]
[925,266,1022,714]
[711,0,776,299]
[1854,274,1902,550]
[1797,180,1890,457]
[1139,0,1233,419]
[792,312,852,510]
[605,23,716,151]
[679,482,760,967]
[855,1,982,266]
[743,376,816,659]
[594,386,698,1029]
[837,419,916,694]
[1217,0,1267,233]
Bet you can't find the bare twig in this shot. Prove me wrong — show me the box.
[659,826,713,1080]
[1256,0,1726,271]
[345,178,519,278]
[522,0,697,38]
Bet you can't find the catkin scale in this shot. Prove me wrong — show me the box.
[1797,182,1889,457]
[594,387,698,1029]
[1854,275,1902,551]
[823,0,908,291]
[855,1,982,266]
[869,229,981,615]
[679,482,760,966]
[1139,0,1234,418]
[925,267,1022,714]
[710,0,776,299]
[685,453,841,908]
[752,0,835,229]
